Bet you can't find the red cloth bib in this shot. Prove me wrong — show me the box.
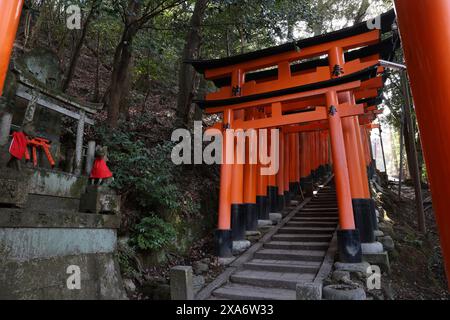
[90,158,113,179]
[9,131,27,160]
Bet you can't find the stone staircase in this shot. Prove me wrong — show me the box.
[210,186,338,300]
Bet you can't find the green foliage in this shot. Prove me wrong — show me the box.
[95,125,184,212]
[131,215,177,251]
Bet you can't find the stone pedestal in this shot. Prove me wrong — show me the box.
[79,185,120,214]
[296,282,322,300]
[170,266,194,300]
[0,169,30,208]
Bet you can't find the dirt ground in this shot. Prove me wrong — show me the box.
[374,179,450,300]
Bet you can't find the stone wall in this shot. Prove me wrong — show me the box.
[0,168,126,300]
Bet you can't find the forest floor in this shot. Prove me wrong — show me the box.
[374,179,450,300]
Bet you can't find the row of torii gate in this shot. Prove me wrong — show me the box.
[2,1,450,290]
[189,9,397,263]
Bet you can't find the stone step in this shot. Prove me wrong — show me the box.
[272,233,332,242]
[264,240,330,251]
[301,208,338,212]
[286,221,337,228]
[231,270,316,290]
[25,194,80,212]
[308,202,337,206]
[290,216,339,222]
[305,204,337,208]
[254,249,325,262]
[295,212,338,218]
[307,204,337,208]
[278,227,336,235]
[213,283,296,300]
[244,259,320,273]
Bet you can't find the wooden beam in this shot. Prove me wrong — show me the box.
[205,31,380,79]
[205,81,362,114]
[16,87,94,125]
[232,107,328,130]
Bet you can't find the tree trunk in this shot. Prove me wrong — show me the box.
[106,27,136,127]
[354,0,370,24]
[312,0,325,36]
[105,0,183,127]
[175,0,208,128]
[93,30,100,102]
[286,17,295,41]
[62,0,100,92]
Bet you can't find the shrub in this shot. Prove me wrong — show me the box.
[94,125,183,213]
[131,215,177,251]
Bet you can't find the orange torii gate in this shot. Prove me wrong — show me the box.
[395,0,450,289]
[0,0,23,96]
[189,10,397,260]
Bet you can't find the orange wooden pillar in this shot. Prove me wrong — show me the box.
[327,46,361,263]
[340,91,376,244]
[309,132,316,182]
[294,133,301,190]
[267,129,278,212]
[395,0,450,286]
[288,133,299,194]
[354,119,371,198]
[243,112,258,232]
[326,131,332,173]
[0,0,23,95]
[231,110,246,241]
[216,108,234,256]
[300,132,313,196]
[283,131,291,203]
[256,125,270,220]
[317,131,324,177]
[320,130,330,177]
[315,131,321,177]
[276,130,285,211]
[288,133,298,195]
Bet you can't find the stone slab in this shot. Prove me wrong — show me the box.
[0,208,120,229]
[0,169,31,207]
[361,242,384,254]
[296,282,322,300]
[0,252,126,299]
[334,261,371,274]
[170,266,194,300]
[269,213,282,223]
[232,240,251,255]
[0,228,117,262]
[79,185,120,214]
[363,251,391,273]
[28,169,88,199]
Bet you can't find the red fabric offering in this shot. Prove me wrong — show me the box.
[90,158,113,179]
[9,131,27,160]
